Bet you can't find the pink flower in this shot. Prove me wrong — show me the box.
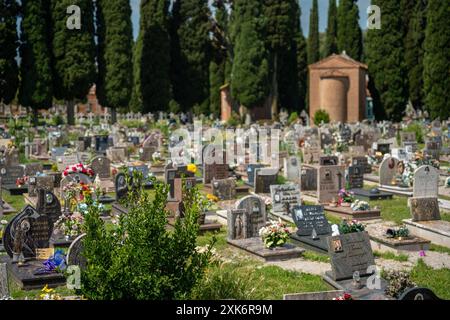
[419,250,426,257]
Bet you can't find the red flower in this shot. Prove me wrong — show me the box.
[63,172,68,177]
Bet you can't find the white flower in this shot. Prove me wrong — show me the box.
[1,220,8,225]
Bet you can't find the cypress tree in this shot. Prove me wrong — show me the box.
[295,1,308,112]
[366,0,407,121]
[0,0,19,106]
[209,0,229,117]
[174,0,211,113]
[324,0,338,57]
[131,0,170,114]
[96,0,133,123]
[51,0,96,125]
[18,0,53,126]
[307,0,320,65]
[337,0,362,60]
[423,0,450,120]
[264,0,300,117]
[230,0,269,109]
[404,0,427,110]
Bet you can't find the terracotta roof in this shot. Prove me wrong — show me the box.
[309,52,368,70]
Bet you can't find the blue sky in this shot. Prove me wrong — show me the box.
[130,0,371,39]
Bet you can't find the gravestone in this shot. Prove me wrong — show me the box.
[246,164,266,186]
[0,165,25,187]
[212,178,236,201]
[140,146,156,162]
[77,136,92,151]
[348,166,364,189]
[270,184,301,214]
[27,176,54,197]
[94,136,109,153]
[424,140,440,160]
[51,147,67,162]
[410,198,441,221]
[413,165,439,198]
[283,156,301,181]
[320,156,339,166]
[303,147,321,165]
[3,149,19,166]
[291,205,331,236]
[115,173,128,202]
[318,165,345,203]
[327,232,375,281]
[77,152,91,165]
[90,156,111,179]
[300,167,317,191]
[348,146,365,157]
[399,287,441,301]
[3,190,61,259]
[24,163,43,177]
[66,234,87,270]
[290,205,332,253]
[254,168,278,194]
[235,195,267,238]
[164,164,192,200]
[400,132,416,146]
[379,157,399,186]
[352,156,371,174]
[107,148,127,163]
[58,154,79,171]
[203,161,229,185]
[227,209,249,240]
[67,172,91,185]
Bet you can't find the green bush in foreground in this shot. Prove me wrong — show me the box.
[80,176,215,300]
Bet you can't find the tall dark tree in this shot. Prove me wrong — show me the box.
[423,0,450,120]
[209,0,229,117]
[131,0,170,115]
[307,0,320,65]
[404,0,427,110]
[324,0,338,57]
[172,0,211,113]
[96,0,133,123]
[0,0,19,106]
[366,0,407,121]
[337,0,362,60]
[295,1,308,112]
[230,0,269,109]
[264,0,300,117]
[19,0,53,126]
[51,0,96,125]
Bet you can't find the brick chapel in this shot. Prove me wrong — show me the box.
[309,52,369,125]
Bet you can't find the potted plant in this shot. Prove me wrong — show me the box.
[338,220,366,234]
[338,189,354,207]
[259,219,290,249]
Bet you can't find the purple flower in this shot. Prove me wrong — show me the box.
[419,250,426,257]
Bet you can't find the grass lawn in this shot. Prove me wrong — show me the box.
[369,196,410,225]
[411,259,450,300]
[373,251,409,262]
[302,250,330,263]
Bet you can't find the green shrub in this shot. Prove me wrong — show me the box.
[288,112,299,124]
[227,112,241,127]
[169,100,181,114]
[313,109,330,126]
[80,174,215,300]
[52,114,65,126]
[404,123,424,143]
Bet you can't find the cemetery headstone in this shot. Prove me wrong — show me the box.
[235,195,266,238]
[254,167,278,194]
[66,234,87,270]
[212,178,236,201]
[27,176,54,197]
[270,184,301,214]
[283,156,301,181]
[413,165,439,198]
[90,156,111,179]
[348,166,364,189]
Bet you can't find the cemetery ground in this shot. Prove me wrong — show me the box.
[1,185,450,300]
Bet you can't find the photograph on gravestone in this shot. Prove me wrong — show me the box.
[327,232,375,281]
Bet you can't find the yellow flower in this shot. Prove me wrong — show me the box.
[187,164,197,174]
[42,284,53,294]
[207,194,219,202]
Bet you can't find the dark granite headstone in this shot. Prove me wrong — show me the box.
[291,205,331,236]
[352,156,372,174]
[398,287,441,300]
[246,164,266,186]
[254,168,278,194]
[348,165,364,189]
[327,232,375,281]
[115,173,128,202]
[320,156,339,166]
[90,156,111,179]
[3,191,61,259]
[27,175,54,197]
[95,136,109,153]
[0,165,25,186]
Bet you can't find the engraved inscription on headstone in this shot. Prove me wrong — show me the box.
[291,205,331,236]
[90,156,111,179]
[348,166,364,189]
[270,184,301,214]
[413,165,439,198]
[236,195,266,238]
[212,178,236,200]
[410,197,441,221]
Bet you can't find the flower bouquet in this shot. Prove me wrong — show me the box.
[386,225,410,240]
[54,213,84,239]
[62,163,94,177]
[333,293,353,300]
[338,220,365,234]
[350,200,370,212]
[338,189,354,207]
[15,176,29,188]
[259,219,290,249]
